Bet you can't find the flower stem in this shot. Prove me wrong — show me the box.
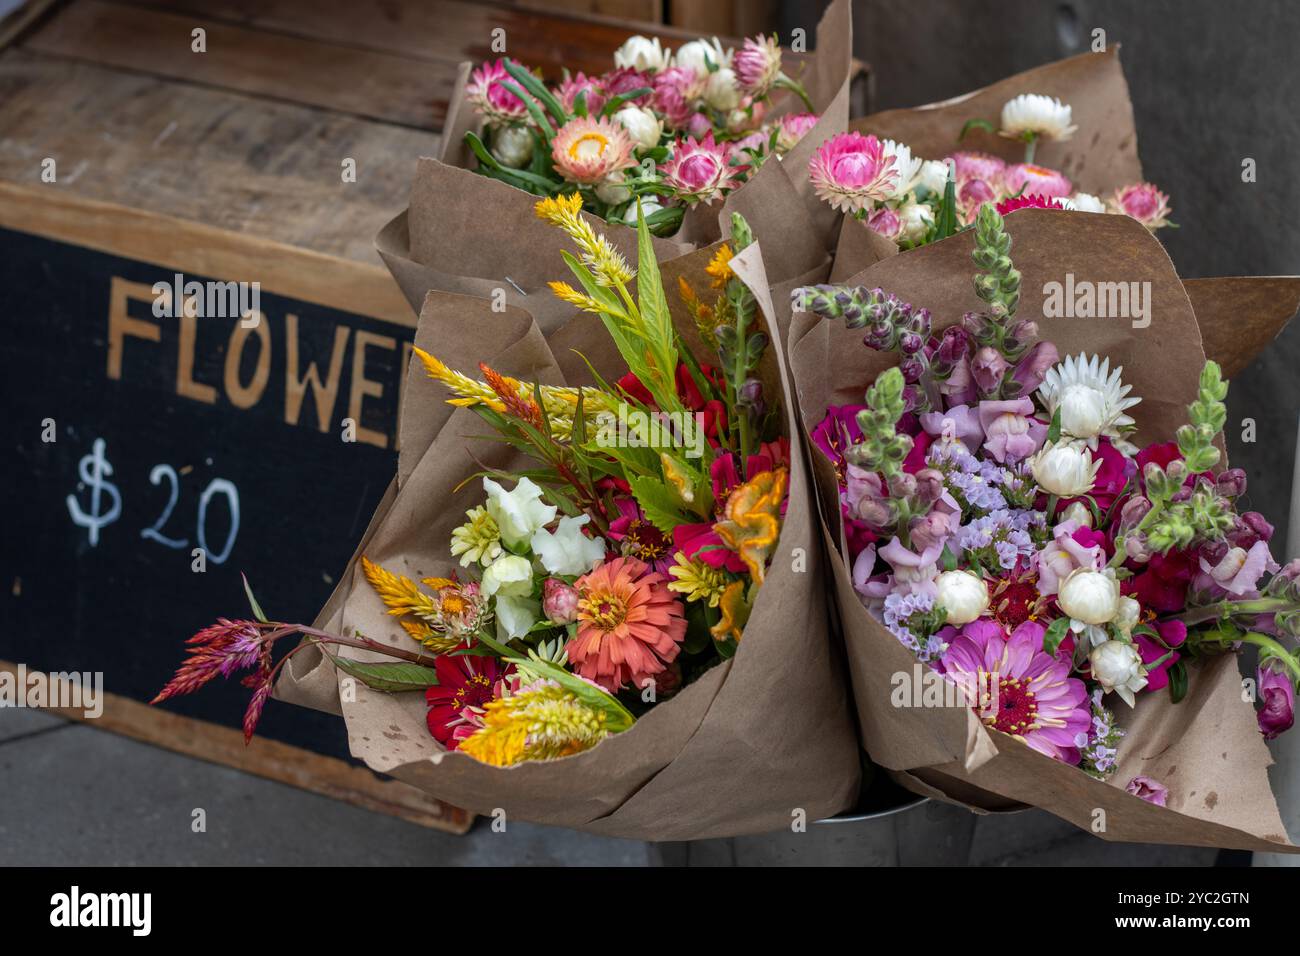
[1167,597,1292,627]
[1024,133,1038,165]
[775,74,814,112]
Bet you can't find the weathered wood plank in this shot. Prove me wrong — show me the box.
[25,0,452,128]
[0,50,438,263]
[0,660,473,833]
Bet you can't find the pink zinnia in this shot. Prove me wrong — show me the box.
[550,115,636,184]
[937,619,1091,763]
[1002,163,1073,199]
[466,59,529,126]
[662,132,743,205]
[808,132,899,214]
[568,557,687,692]
[1110,182,1172,229]
[733,34,782,96]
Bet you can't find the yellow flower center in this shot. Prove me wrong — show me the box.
[569,132,609,162]
[441,593,468,616]
[580,591,628,631]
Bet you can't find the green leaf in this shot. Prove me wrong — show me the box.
[1167,659,1189,704]
[958,118,996,140]
[600,87,655,118]
[501,60,568,127]
[634,200,680,406]
[1042,617,1071,657]
[241,573,269,623]
[327,656,439,694]
[627,473,694,534]
[1046,406,1062,445]
[499,79,557,145]
[940,545,958,572]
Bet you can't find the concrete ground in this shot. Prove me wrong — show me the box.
[0,708,1222,866]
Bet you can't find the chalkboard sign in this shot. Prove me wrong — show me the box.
[0,188,462,827]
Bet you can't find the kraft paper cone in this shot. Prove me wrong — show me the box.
[786,207,1295,850]
[851,48,1143,196]
[276,244,860,840]
[1183,277,1300,378]
[376,0,857,327]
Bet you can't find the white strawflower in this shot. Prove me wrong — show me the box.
[484,476,557,550]
[917,159,951,194]
[935,570,989,625]
[880,139,923,200]
[1067,191,1105,213]
[897,199,934,243]
[1058,568,1121,626]
[1029,440,1101,497]
[674,37,731,74]
[1037,353,1142,451]
[490,125,534,169]
[614,35,671,73]
[703,67,742,111]
[999,93,1078,142]
[1090,640,1148,706]
[530,514,606,576]
[614,105,663,148]
[481,554,534,599]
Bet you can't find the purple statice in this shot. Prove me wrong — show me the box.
[881,591,947,662]
[927,442,1010,513]
[954,508,1041,571]
[1078,689,1125,779]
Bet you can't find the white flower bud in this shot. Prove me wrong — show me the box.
[1059,384,1109,439]
[935,570,989,625]
[1029,440,1100,497]
[595,175,632,205]
[1059,501,1093,528]
[703,68,742,111]
[613,35,671,73]
[917,159,951,194]
[490,125,534,169]
[614,105,663,149]
[674,38,730,75]
[1058,568,1120,625]
[1089,640,1148,706]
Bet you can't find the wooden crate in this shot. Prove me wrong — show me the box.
[0,0,752,834]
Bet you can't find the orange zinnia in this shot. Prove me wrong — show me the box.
[567,557,687,693]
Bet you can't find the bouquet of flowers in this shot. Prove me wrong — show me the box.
[804,48,1171,249]
[784,203,1298,849]
[375,0,856,331]
[154,200,860,837]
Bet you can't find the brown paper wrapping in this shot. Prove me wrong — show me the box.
[275,243,861,840]
[784,207,1296,850]
[851,48,1143,196]
[375,0,856,327]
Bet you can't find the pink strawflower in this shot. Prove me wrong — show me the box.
[662,132,744,205]
[733,34,782,96]
[466,59,530,126]
[550,115,636,184]
[557,71,605,115]
[957,178,998,221]
[867,206,902,239]
[1125,775,1169,806]
[652,65,704,128]
[568,557,687,692]
[949,150,1006,185]
[776,112,820,152]
[937,619,1091,763]
[600,67,653,104]
[1002,162,1073,199]
[1109,182,1172,229]
[808,132,899,214]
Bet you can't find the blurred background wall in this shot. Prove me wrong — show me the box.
[779,0,1300,537]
